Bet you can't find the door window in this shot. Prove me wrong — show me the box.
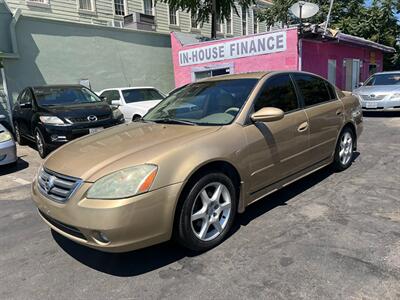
[99,90,120,104]
[254,74,299,113]
[293,74,331,107]
[20,89,33,106]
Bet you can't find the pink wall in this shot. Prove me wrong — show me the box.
[302,39,383,90]
[171,28,299,87]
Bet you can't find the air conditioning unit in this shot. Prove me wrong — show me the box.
[123,12,156,31]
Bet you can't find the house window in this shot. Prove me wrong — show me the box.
[242,6,248,35]
[225,10,233,35]
[169,7,179,26]
[191,12,200,29]
[114,0,126,16]
[79,0,94,10]
[253,10,259,33]
[143,0,154,15]
[216,17,223,33]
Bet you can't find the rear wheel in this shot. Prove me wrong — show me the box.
[332,127,355,171]
[132,114,142,122]
[14,122,25,145]
[35,128,49,159]
[175,173,237,252]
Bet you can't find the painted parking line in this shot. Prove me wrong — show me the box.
[13,178,31,185]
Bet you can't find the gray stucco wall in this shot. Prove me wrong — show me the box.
[2,16,174,110]
[0,2,12,54]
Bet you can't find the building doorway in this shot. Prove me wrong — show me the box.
[344,59,360,91]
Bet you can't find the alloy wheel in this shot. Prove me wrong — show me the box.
[190,182,232,241]
[339,132,353,165]
[14,123,21,143]
[36,131,44,156]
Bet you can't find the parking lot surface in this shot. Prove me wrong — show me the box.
[1,113,399,299]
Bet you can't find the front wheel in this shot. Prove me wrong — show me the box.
[175,173,237,252]
[14,122,25,145]
[35,129,49,159]
[132,114,142,122]
[332,127,355,171]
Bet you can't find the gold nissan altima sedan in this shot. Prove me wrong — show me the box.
[32,71,363,252]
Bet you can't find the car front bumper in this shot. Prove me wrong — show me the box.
[0,139,17,165]
[40,118,125,148]
[360,98,400,110]
[31,178,182,252]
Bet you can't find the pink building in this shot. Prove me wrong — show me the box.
[171,28,395,91]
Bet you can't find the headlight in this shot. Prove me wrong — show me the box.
[86,164,158,199]
[112,109,123,119]
[0,131,12,142]
[39,116,64,125]
[390,93,400,101]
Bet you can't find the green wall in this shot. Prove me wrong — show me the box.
[3,16,175,110]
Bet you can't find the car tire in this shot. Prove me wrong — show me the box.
[332,127,355,172]
[175,173,237,252]
[14,122,25,145]
[132,114,142,122]
[34,128,49,159]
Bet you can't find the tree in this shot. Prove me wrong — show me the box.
[158,0,255,39]
[257,0,400,69]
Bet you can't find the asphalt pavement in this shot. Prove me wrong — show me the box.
[0,112,399,299]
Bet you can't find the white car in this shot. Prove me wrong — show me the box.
[97,87,165,122]
[0,115,17,166]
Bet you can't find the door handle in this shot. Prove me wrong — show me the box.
[297,121,309,132]
[336,109,343,116]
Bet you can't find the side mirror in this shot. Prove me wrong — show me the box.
[20,102,32,109]
[111,99,122,106]
[99,96,107,101]
[251,107,284,122]
[358,82,364,87]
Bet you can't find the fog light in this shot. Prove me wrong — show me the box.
[92,231,110,244]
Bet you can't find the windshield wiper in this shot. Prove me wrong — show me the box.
[151,118,197,126]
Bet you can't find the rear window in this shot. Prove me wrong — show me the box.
[34,87,102,106]
[122,89,164,103]
[293,74,332,106]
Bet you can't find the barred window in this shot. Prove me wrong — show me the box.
[226,12,232,34]
[114,0,125,16]
[191,12,199,29]
[169,7,178,25]
[79,0,93,10]
[242,6,248,35]
[143,0,154,15]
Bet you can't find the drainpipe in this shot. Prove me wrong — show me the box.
[2,8,22,130]
[10,8,21,56]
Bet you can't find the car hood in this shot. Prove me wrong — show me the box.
[354,85,400,94]
[44,122,220,181]
[40,102,112,119]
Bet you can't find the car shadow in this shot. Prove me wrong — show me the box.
[53,154,360,277]
[363,111,400,118]
[0,157,29,176]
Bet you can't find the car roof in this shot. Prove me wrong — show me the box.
[31,84,84,91]
[371,71,400,75]
[100,87,159,92]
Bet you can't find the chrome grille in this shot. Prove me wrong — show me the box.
[360,94,386,101]
[37,168,82,203]
[67,114,110,124]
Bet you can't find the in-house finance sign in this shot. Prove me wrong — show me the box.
[179,31,287,66]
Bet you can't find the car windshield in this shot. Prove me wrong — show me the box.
[122,89,164,104]
[364,73,400,86]
[35,87,103,106]
[143,79,258,126]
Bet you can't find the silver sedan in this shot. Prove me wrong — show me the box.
[353,71,400,110]
[0,122,17,166]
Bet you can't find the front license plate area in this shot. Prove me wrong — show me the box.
[89,127,103,134]
[366,102,378,108]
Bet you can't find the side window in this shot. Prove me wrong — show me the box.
[100,90,120,104]
[19,90,28,104]
[325,82,337,100]
[293,74,331,106]
[254,74,299,113]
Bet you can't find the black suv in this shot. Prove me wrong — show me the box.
[12,85,124,158]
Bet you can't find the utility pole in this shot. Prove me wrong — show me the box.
[324,0,334,35]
